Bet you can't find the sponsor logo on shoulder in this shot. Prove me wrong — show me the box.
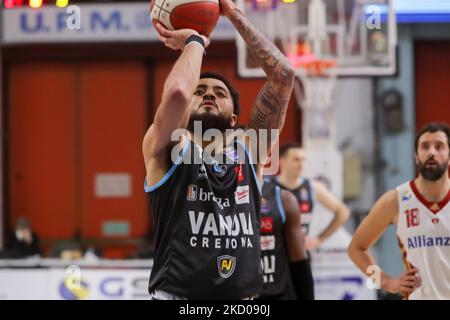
[217,255,236,278]
[235,185,250,204]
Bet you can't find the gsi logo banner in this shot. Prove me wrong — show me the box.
[61,277,149,300]
[54,270,150,300]
[100,277,150,299]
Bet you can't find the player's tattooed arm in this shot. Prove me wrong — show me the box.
[220,0,295,164]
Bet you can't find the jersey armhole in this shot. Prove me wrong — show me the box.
[307,178,316,204]
[144,139,190,193]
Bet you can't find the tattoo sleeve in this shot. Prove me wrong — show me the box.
[227,8,295,162]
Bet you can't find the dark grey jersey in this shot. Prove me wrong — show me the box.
[272,177,315,235]
[258,179,293,300]
[145,139,263,299]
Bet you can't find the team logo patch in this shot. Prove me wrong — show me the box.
[187,185,197,201]
[210,160,227,178]
[432,218,440,224]
[260,235,275,251]
[235,185,250,204]
[261,217,274,234]
[217,255,236,278]
[198,164,208,179]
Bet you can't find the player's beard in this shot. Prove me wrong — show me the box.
[187,111,233,135]
[417,157,449,181]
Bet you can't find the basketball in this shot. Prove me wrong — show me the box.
[150,0,221,37]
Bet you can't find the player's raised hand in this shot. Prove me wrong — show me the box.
[155,22,210,51]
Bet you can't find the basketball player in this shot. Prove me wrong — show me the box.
[143,0,295,299]
[273,143,350,250]
[257,179,315,300]
[348,123,450,299]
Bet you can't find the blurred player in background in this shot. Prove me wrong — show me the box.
[349,123,450,299]
[272,143,350,250]
[257,179,314,300]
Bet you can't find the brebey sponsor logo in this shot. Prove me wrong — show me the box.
[260,235,275,251]
[235,185,249,204]
[186,185,230,209]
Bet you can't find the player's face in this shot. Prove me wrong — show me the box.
[188,78,237,131]
[415,131,450,181]
[281,148,305,176]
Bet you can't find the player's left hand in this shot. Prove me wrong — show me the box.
[305,236,322,250]
[155,22,210,51]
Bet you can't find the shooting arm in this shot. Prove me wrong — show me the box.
[143,26,208,185]
[221,1,295,165]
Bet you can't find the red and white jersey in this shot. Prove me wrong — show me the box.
[396,180,450,300]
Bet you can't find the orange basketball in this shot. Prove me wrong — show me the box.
[150,0,221,37]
